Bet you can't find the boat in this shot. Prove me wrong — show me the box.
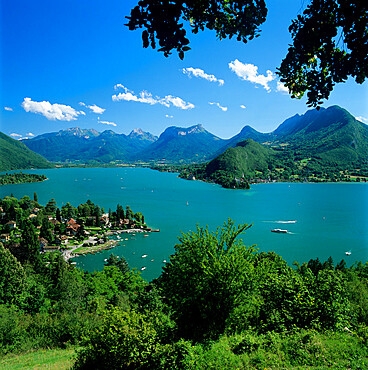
[345,250,352,256]
[142,254,148,258]
[144,235,149,237]
[141,267,146,271]
[271,229,288,233]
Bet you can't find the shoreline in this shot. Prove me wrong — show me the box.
[65,228,160,261]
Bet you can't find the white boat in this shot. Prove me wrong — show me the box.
[142,254,148,258]
[271,229,288,233]
[141,266,146,271]
[345,250,352,256]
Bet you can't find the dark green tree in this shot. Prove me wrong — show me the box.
[45,198,57,215]
[19,219,41,266]
[278,0,368,107]
[157,219,256,340]
[126,0,267,59]
[0,244,26,304]
[128,1,367,107]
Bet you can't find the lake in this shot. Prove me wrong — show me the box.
[1,167,367,281]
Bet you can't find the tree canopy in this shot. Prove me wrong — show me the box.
[278,0,368,107]
[126,0,368,107]
[126,0,267,59]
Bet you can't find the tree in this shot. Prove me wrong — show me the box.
[19,219,41,266]
[127,0,367,107]
[40,218,54,243]
[45,198,57,215]
[278,0,368,107]
[74,307,158,369]
[157,219,256,340]
[0,244,26,304]
[126,0,267,59]
[33,192,38,203]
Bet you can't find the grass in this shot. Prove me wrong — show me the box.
[0,348,76,370]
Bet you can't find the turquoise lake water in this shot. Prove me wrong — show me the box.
[1,167,367,281]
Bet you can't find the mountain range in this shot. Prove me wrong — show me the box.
[1,105,367,174]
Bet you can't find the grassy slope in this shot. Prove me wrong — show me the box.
[0,348,76,370]
[0,132,52,171]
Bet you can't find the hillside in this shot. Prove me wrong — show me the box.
[0,132,52,171]
[134,124,225,163]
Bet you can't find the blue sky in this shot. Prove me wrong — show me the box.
[1,0,367,140]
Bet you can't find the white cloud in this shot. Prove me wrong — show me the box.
[356,116,368,124]
[165,114,173,118]
[276,81,289,94]
[10,133,22,138]
[229,59,275,92]
[240,105,246,109]
[209,102,228,112]
[22,97,82,121]
[4,107,13,111]
[79,102,105,114]
[112,84,194,110]
[26,132,35,137]
[182,67,224,86]
[99,120,117,127]
[88,104,105,114]
[80,111,86,115]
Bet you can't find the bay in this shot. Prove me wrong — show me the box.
[1,167,367,281]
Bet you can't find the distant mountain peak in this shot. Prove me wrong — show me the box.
[128,128,157,142]
[130,128,144,135]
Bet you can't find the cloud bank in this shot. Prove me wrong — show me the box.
[112,84,194,110]
[183,67,224,86]
[22,98,83,121]
[4,107,13,111]
[229,59,275,92]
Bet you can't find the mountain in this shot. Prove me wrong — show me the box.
[134,124,225,163]
[179,106,368,188]
[215,125,272,157]
[20,105,368,167]
[23,127,157,163]
[0,132,52,171]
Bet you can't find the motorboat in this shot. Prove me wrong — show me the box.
[271,229,288,233]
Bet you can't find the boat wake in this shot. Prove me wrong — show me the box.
[275,220,297,224]
[263,220,297,224]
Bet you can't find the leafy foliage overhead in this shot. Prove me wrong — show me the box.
[277,0,368,107]
[126,0,267,59]
[127,1,367,107]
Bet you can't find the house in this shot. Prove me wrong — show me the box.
[67,223,80,236]
[43,245,60,252]
[1,233,10,242]
[28,213,37,219]
[39,237,48,251]
[6,220,16,229]
[50,219,60,226]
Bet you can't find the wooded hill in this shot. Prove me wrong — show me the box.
[0,132,52,171]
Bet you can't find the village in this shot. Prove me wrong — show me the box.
[0,195,155,261]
